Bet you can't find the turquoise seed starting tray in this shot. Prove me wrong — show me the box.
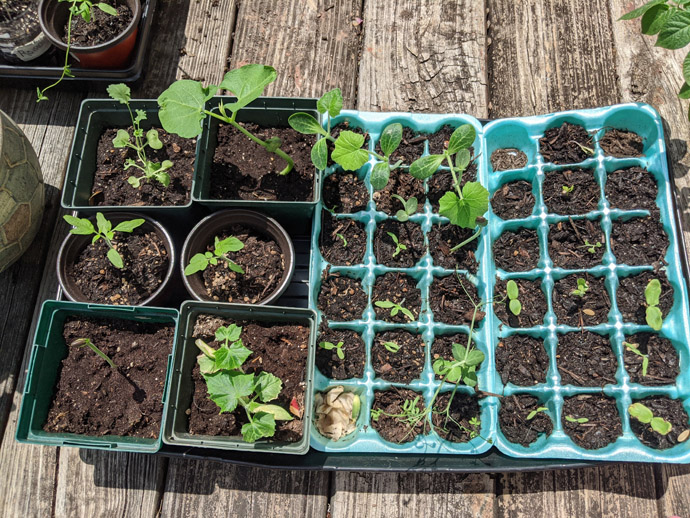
[308,103,690,463]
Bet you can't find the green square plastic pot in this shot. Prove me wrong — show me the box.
[192,96,322,219]
[163,301,317,455]
[16,300,179,453]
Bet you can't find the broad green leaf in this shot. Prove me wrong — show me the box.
[645,278,662,306]
[395,210,409,222]
[254,372,282,402]
[107,83,130,104]
[370,161,390,190]
[317,88,343,117]
[251,404,293,421]
[463,369,478,387]
[311,137,328,170]
[409,154,444,180]
[380,123,402,157]
[332,131,369,170]
[213,341,252,371]
[96,3,118,16]
[146,129,163,150]
[656,10,690,49]
[227,261,245,274]
[154,171,171,187]
[651,417,672,435]
[241,412,276,442]
[509,299,522,316]
[465,349,485,367]
[157,80,216,138]
[107,248,123,269]
[629,402,654,423]
[641,4,672,35]
[319,341,336,350]
[112,129,130,148]
[205,371,254,413]
[646,306,663,330]
[127,176,141,188]
[440,183,489,228]
[215,236,244,255]
[461,182,490,224]
[216,324,242,344]
[184,253,209,275]
[406,197,418,213]
[219,64,277,112]
[96,212,111,234]
[506,279,519,299]
[375,300,395,308]
[113,218,145,233]
[456,148,471,172]
[63,215,95,235]
[197,353,217,375]
[619,0,667,20]
[432,358,448,376]
[288,112,326,135]
[134,109,146,125]
[447,124,476,155]
[680,82,690,99]
[452,343,467,362]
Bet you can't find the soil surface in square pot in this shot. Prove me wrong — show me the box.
[371,388,425,444]
[548,218,605,270]
[317,272,367,322]
[539,122,594,165]
[429,274,483,325]
[372,168,425,215]
[428,161,477,211]
[495,334,549,386]
[210,124,315,201]
[562,395,622,449]
[374,126,426,164]
[604,167,658,212]
[610,216,668,266]
[315,326,365,380]
[599,129,643,158]
[372,330,425,383]
[427,223,479,273]
[43,316,174,437]
[630,396,690,450]
[557,331,617,387]
[372,272,421,323]
[69,226,169,305]
[189,315,309,441]
[431,332,469,381]
[65,1,132,46]
[322,172,368,213]
[493,228,540,272]
[617,270,674,324]
[374,220,424,268]
[319,212,366,266]
[552,273,610,327]
[92,128,195,206]
[542,168,599,215]
[432,392,481,443]
[499,394,553,447]
[490,148,528,172]
[494,277,547,328]
[491,180,535,220]
[623,333,679,386]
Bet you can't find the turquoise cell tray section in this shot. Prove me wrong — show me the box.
[308,103,690,463]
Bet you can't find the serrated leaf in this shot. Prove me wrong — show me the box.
[184,253,209,275]
[447,124,476,155]
[63,215,95,235]
[288,112,325,135]
[645,279,662,306]
[106,83,130,104]
[107,247,123,269]
[241,412,276,442]
[216,324,242,344]
[311,137,328,170]
[96,212,111,235]
[218,64,277,112]
[370,161,390,190]
[134,109,146,125]
[155,171,171,187]
[214,341,252,371]
[641,4,672,35]
[619,0,666,20]
[409,154,444,179]
[146,129,163,150]
[112,129,130,148]
[157,79,216,138]
[206,371,254,413]
[656,10,690,49]
[629,402,654,423]
[214,236,244,256]
[440,183,489,228]
[254,372,282,402]
[317,88,343,117]
[332,131,369,170]
[380,123,402,157]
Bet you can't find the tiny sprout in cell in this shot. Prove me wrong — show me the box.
[624,341,649,377]
[382,341,401,354]
[71,337,117,370]
[335,232,348,248]
[571,278,589,297]
[562,184,574,194]
[565,415,589,424]
[506,279,522,316]
[526,407,548,421]
[386,231,407,257]
[391,194,418,222]
[579,240,602,254]
[319,341,345,360]
[375,299,415,321]
[628,402,672,435]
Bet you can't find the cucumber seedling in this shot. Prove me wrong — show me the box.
[391,194,418,222]
[645,278,664,331]
[628,402,672,435]
[184,235,244,276]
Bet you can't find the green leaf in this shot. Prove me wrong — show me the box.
[317,88,343,117]
[112,129,130,148]
[311,137,328,170]
[447,124,476,155]
[440,183,489,228]
[629,402,654,423]
[96,212,111,235]
[214,341,252,371]
[651,416,673,435]
[264,136,282,153]
[107,83,130,104]
[645,279,662,306]
[619,0,666,20]
[113,218,145,233]
[63,215,95,235]
[641,4,672,35]
[227,261,245,274]
[375,300,395,308]
[216,324,242,344]
[451,343,467,362]
[656,10,690,49]
[146,129,163,150]
[184,253,209,275]
[157,80,216,138]
[96,3,118,16]
[195,338,217,359]
[509,299,522,316]
[455,148,471,172]
[465,349,485,367]
[107,247,123,269]
[197,353,217,375]
[400,307,415,321]
[205,371,254,413]
[154,170,171,187]
[506,279,519,300]
[254,372,282,402]
[409,154,444,180]
[680,82,690,99]
[134,109,146,125]
[380,123,402,157]
[288,112,326,135]
[332,131,369,170]
[395,210,409,222]
[251,404,293,421]
[406,197,418,214]
[646,306,663,330]
[463,369,478,387]
[215,235,244,255]
[218,64,277,112]
[241,412,276,442]
[370,161,390,190]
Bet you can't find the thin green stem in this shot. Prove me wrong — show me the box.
[449,227,482,252]
[445,153,463,199]
[37,0,76,101]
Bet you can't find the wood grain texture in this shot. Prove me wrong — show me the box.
[495,470,556,517]
[159,458,329,517]
[330,472,495,518]
[357,0,487,114]
[656,464,690,518]
[229,0,362,106]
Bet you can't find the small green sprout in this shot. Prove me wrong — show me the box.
[645,279,663,331]
[184,235,245,276]
[386,231,407,257]
[571,278,589,297]
[506,279,522,316]
[468,416,481,438]
[629,402,672,435]
[374,299,415,321]
[624,341,649,377]
[565,415,589,424]
[371,396,425,427]
[391,194,418,222]
[572,141,595,156]
[526,407,548,420]
[71,337,117,369]
[382,341,401,353]
[319,341,345,360]
[562,184,575,194]
[432,341,485,388]
[579,240,603,254]
[335,232,348,247]
[63,212,145,269]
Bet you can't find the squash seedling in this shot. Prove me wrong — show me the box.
[506,280,522,316]
[624,340,649,377]
[374,299,415,321]
[386,231,407,257]
[184,235,244,276]
[628,402,672,435]
[71,337,117,369]
[319,340,345,360]
[391,194,418,222]
[63,212,144,269]
[645,278,664,331]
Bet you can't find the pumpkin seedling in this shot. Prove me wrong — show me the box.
[645,278,663,331]
[375,299,415,321]
[335,232,348,248]
[624,340,649,377]
[184,235,244,276]
[526,406,548,420]
[571,277,589,297]
[106,83,173,189]
[71,337,117,369]
[391,194,418,222]
[579,240,602,254]
[319,340,345,360]
[386,231,407,257]
[63,212,144,269]
[562,184,575,194]
[628,402,672,435]
[432,341,485,388]
[565,415,589,424]
[506,279,522,316]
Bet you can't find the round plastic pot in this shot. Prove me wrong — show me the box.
[0,0,51,63]
[38,0,141,69]
[181,209,295,305]
[57,212,175,305]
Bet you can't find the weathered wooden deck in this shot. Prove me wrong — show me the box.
[1,0,690,516]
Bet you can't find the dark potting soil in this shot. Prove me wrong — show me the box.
[428,162,478,211]
[374,219,425,268]
[493,228,540,272]
[557,331,617,387]
[210,124,315,201]
[548,218,605,270]
[322,172,369,213]
[92,128,195,206]
[374,126,427,164]
[490,148,528,172]
[69,228,169,305]
[372,330,425,383]
[43,317,174,438]
[317,272,367,322]
[617,269,674,324]
[542,168,599,215]
[432,392,481,443]
[1,0,31,19]
[371,388,425,444]
[610,216,669,266]
[605,167,658,212]
[189,315,309,442]
[495,334,549,386]
[494,277,547,328]
[623,333,679,386]
[499,394,553,447]
[319,212,366,266]
[65,2,132,47]
[429,274,484,325]
[491,180,535,220]
[562,395,622,450]
[328,123,369,167]
[427,125,455,155]
[372,168,426,215]
[372,272,421,323]
[552,273,611,327]
[315,326,365,380]
[427,223,479,273]
[198,227,283,304]
[599,129,644,158]
[431,332,469,381]
[630,396,689,450]
[539,122,594,165]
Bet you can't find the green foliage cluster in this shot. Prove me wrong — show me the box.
[374,299,415,321]
[318,340,345,360]
[628,402,672,435]
[184,235,244,276]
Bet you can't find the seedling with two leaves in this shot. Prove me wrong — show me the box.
[624,340,650,377]
[71,337,117,370]
[391,194,418,222]
[319,340,345,360]
[561,184,575,194]
[506,280,522,316]
[382,341,401,353]
[579,240,602,254]
[526,406,548,421]
[628,402,672,435]
[645,278,664,331]
[184,235,245,276]
[386,231,407,257]
[374,299,415,321]
[565,415,589,424]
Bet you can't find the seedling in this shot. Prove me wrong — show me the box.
[195,324,293,442]
[71,337,117,369]
[374,299,415,321]
[579,240,602,254]
[562,184,575,194]
[571,278,589,297]
[371,396,425,430]
[382,341,401,354]
[184,235,244,276]
[506,279,522,316]
[63,212,144,269]
[319,340,345,360]
[391,194,418,222]
[645,278,663,331]
[432,341,485,388]
[565,415,589,424]
[158,64,296,175]
[628,402,672,435]
[624,341,649,376]
[386,231,407,257]
[106,84,173,189]
[571,141,595,156]
[526,407,548,420]
[335,232,348,247]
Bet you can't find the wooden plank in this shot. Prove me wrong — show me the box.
[495,471,556,517]
[229,0,362,105]
[656,464,690,518]
[358,0,488,114]
[330,472,495,518]
[159,458,329,517]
